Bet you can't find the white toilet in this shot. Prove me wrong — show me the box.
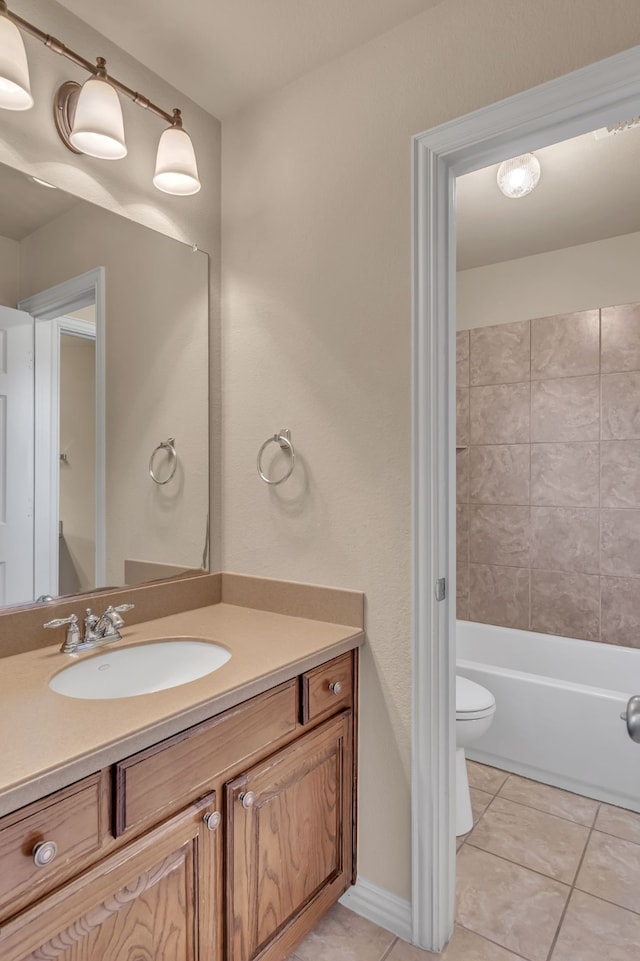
[456,675,496,835]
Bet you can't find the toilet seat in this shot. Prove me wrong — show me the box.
[456,675,495,721]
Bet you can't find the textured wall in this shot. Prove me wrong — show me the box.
[457,305,640,648]
[222,0,640,900]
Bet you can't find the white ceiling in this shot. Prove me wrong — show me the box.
[54,0,443,119]
[456,123,640,270]
[0,165,79,240]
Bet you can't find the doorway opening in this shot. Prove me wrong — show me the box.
[411,46,640,953]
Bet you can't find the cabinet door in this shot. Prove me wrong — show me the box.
[226,712,352,961]
[1,793,221,961]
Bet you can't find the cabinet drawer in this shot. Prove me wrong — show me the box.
[301,652,353,724]
[0,772,108,920]
[115,679,297,836]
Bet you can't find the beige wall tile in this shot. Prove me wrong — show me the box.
[531,376,600,442]
[456,447,469,504]
[469,445,530,506]
[467,796,589,883]
[457,504,469,561]
[470,383,530,445]
[601,510,640,576]
[601,441,640,508]
[457,329,470,387]
[470,320,530,386]
[601,302,640,374]
[457,388,470,446]
[530,570,600,641]
[576,832,640,913]
[456,846,569,961]
[551,890,640,961]
[457,560,469,620]
[470,506,530,568]
[531,507,599,574]
[469,564,530,630]
[601,576,640,647]
[602,371,640,440]
[531,443,599,508]
[531,311,600,380]
[498,775,598,826]
[595,804,640,845]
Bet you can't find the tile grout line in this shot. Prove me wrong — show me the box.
[543,801,601,961]
[455,922,529,960]
[378,936,399,961]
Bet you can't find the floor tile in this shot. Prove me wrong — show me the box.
[498,774,598,826]
[387,925,526,960]
[294,903,395,961]
[470,787,493,823]
[595,804,640,845]
[466,761,509,795]
[550,890,640,960]
[575,831,640,913]
[467,796,589,883]
[456,846,569,961]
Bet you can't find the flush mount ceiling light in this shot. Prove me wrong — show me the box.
[0,0,200,195]
[496,153,541,199]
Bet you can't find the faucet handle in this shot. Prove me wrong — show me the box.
[113,604,135,613]
[44,614,78,630]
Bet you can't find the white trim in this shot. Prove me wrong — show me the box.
[411,45,640,952]
[19,268,106,594]
[340,879,412,943]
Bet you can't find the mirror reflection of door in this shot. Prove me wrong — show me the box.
[58,315,96,595]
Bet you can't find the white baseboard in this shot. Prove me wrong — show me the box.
[340,877,412,943]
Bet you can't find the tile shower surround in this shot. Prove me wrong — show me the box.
[456,303,640,647]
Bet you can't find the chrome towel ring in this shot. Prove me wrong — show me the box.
[149,437,178,485]
[257,429,295,485]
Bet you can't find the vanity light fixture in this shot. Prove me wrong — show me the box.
[0,0,200,194]
[496,152,541,199]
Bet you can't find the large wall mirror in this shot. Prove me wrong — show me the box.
[0,162,209,609]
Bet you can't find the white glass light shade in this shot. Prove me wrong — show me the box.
[0,14,33,110]
[153,126,201,195]
[496,153,541,199]
[69,76,127,159]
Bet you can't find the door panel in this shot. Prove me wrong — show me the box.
[226,713,352,961]
[0,306,34,606]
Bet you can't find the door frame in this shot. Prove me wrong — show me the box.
[411,46,640,951]
[19,268,106,597]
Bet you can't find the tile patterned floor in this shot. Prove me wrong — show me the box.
[288,761,640,961]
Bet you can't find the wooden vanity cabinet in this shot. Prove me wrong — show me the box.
[1,792,220,961]
[0,649,357,961]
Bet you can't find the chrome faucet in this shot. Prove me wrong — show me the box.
[45,604,135,654]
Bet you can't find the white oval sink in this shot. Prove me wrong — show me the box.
[49,639,231,700]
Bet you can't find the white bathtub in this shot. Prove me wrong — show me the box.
[457,620,640,812]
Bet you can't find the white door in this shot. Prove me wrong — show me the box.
[0,306,34,605]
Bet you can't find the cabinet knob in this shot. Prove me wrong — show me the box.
[203,811,221,832]
[32,840,58,868]
[239,791,255,809]
[329,680,343,696]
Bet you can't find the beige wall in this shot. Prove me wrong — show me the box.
[458,231,640,330]
[1,0,221,568]
[222,0,640,900]
[0,236,19,306]
[59,333,96,594]
[20,203,209,586]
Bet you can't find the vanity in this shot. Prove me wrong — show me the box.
[0,576,364,961]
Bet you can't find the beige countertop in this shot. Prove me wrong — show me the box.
[0,602,363,817]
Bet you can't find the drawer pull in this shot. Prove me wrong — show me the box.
[329,681,343,696]
[32,840,58,868]
[239,791,255,810]
[203,811,221,831]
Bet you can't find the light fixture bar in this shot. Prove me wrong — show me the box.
[0,0,175,125]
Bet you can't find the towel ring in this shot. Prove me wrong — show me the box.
[257,429,295,485]
[149,437,178,485]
